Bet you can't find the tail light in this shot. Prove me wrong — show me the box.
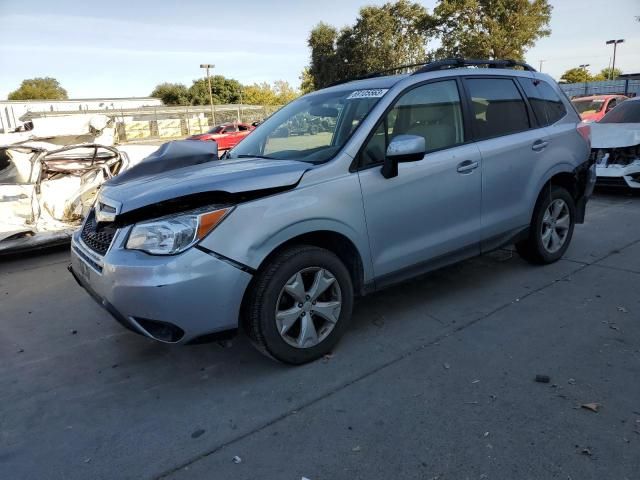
[577,122,591,148]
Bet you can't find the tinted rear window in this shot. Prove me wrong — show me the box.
[599,100,640,123]
[518,78,567,126]
[466,78,530,140]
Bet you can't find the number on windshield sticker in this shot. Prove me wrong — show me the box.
[347,89,388,100]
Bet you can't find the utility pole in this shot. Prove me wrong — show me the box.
[579,64,590,95]
[538,60,545,72]
[200,63,216,126]
[605,39,624,79]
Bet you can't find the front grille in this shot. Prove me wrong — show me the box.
[80,209,117,255]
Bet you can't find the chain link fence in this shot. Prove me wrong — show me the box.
[23,104,282,143]
[113,104,281,142]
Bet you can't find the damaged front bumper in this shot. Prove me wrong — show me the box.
[596,161,640,189]
[69,230,252,343]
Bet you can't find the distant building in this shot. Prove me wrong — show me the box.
[0,97,163,133]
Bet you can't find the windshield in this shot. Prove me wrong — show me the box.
[207,126,224,134]
[228,88,387,163]
[572,99,604,114]
[599,100,640,123]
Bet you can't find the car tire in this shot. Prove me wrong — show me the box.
[516,185,576,265]
[244,245,353,364]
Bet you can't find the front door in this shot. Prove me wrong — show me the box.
[357,79,482,284]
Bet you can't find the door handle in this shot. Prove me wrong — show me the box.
[531,140,549,152]
[457,160,479,174]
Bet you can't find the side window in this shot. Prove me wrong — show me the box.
[238,124,249,131]
[360,80,465,167]
[466,78,530,140]
[518,78,567,126]
[606,99,617,112]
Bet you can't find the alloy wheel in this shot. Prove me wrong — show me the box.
[275,267,342,348]
[541,199,571,253]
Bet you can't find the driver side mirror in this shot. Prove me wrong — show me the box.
[381,134,426,179]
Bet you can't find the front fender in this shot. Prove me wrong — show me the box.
[199,173,374,283]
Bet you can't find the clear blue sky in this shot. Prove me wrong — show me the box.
[0,0,638,99]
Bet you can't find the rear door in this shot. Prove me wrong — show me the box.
[357,79,482,283]
[462,76,542,248]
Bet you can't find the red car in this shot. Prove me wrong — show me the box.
[188,122,255,150]
[572,95,628,123]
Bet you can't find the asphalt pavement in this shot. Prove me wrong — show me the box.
[1,191,639,480]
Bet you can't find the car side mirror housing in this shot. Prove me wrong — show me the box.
[381,135,426,179]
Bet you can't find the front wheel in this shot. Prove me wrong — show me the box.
[516,185,576,264]
[244,245,353,364]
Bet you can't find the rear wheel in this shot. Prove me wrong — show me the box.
[244,245,353,364]
[516,185,575,264]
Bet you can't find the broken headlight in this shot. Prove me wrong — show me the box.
[126,207,232,255]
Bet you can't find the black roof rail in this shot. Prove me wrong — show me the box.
[327,58,536,88]
[412,58,536,75]
[327,61,433,87]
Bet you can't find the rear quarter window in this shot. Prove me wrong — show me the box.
[518,78,567,126]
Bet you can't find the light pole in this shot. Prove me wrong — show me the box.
[605,39,624,79]
[538,60,545,72]
[579,64,590,95]
[200,63,216,126]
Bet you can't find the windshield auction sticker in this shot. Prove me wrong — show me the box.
[347,89,389,99]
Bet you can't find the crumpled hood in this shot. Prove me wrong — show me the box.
[591,123,640,149]
[99,157,309,214]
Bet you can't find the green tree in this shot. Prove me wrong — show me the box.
[560,67,593,84]
[299,67,315,94]
[593,67,623,81]
[307,1,432,89]
[273,80,299,104]
[243,81,300,106]
[243,82,278,105]
[429,0,552,60]
[338,0,431,78]
[8,77,68,100]
[308,22,340,90]
[189,75,242,105]
[150,82,190,105]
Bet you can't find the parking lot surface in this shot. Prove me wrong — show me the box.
[1,192,639,480]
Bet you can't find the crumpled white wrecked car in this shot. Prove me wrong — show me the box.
[0,112,159,253]
[591,96,640,189]
[0,142,155,252]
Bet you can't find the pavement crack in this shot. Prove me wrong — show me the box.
[591,263,640,276]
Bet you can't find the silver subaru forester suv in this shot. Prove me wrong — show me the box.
[70,59,595,364]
